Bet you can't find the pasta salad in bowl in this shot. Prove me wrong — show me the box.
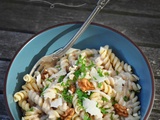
[4,23,154,120]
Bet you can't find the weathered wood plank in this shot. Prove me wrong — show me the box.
[0,1,160,46]
[149,94,160,120]
[0,61,10,93]
[0,30,33,59]
[0,94,10,119]
[2,0,160,17]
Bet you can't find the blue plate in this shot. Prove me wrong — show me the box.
[4,22,155,120]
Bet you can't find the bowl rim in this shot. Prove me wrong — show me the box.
[4,22,155,120]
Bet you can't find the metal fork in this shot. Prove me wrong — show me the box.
[30,0,110,75]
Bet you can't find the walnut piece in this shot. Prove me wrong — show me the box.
[69,84,76,93]
[62,108,75,120]
[78,78,95,92]
[114,103,128,117]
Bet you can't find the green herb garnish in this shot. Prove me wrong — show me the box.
[116,70,119,75]
[27,107,34,112]
[110,112,114,120]
[76,89,90,106]
[102,96,109,102]
[98,82,102,88]
[97,68,104,77]
[76,55,86,65]
[100,107,110,114]
[62,88,73,103]
[104,72,109,76]
[75,55,95,79]
[58,75,65,83]
[60,79,71,88]
[40,84,49,96]
[73,69,81,81]
[84,113,91,120]
[46,78,53,82]
[93,76,97,80]
[111,97,118,105]
[87,61,95,69]
[123,96,129,102]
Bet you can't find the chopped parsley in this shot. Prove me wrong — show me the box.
[40,84,49,96]
[76,89,90,106]
[93,76,97,80]
[26,107,34,112]
[76,55,86,65]
[116,70,119,75]
[73,69,81,81]
[75,55,95,80]
[46,78,53,82]
[100,107,110,114]
[87,61,95,70]
[98,82,102,88]
[84,113,91,120]
[61,79,72,88]
[102,96,109,102]
[58,75,65,83]
[97,68,104,77]
[104,72,109,76]
[111,97,118,105]
[62,88,73,103]
[123,96,129,102]
[110,112,114,120]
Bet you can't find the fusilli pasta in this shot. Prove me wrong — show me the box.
[14,45,141,120]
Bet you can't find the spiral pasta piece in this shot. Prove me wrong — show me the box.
[22,82,39,92]
[80,48,97,57]
[72,113,82,120]
[104,76,115,87]
[96,82,116,97]
[115,92,127,106]
[60,56,70,71]
[126,80,141,91]
[28,90,60,119]
[119,72,139,82]
[18,99,30,111]
[46,67,59,76]
[23,74,35,83]
[14,90,28,102]
[22,106,42,120]
[96,46,113,71]
[43,83,64,100]
[54,102,68,117]
[90,92,103,107]
[68,50,79,66]
[121,61,132,73]
[110,53,123,72]
[126,91,141,115]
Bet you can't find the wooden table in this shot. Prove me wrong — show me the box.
[1,0,160,119]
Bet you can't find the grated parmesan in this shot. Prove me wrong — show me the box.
[50,97,62,108]
[83,98,103,119]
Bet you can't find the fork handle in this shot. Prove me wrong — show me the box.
[54,0,110,57]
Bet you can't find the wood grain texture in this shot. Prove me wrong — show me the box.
[0,1,160,47]
[0,94,10,120]
[0,30,33,59]
[0,61,10,93]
